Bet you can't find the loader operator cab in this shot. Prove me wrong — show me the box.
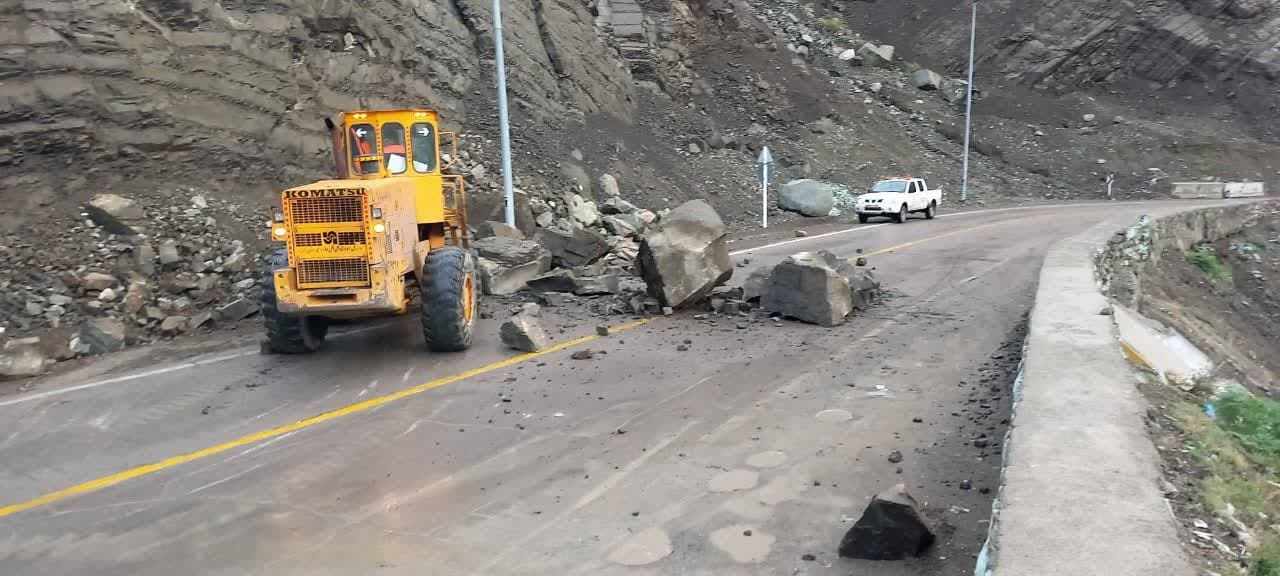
[345,117,440,178]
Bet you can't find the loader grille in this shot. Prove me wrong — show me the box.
[294,231,367,247]
[296,258,370,286]
[289,195,364,224]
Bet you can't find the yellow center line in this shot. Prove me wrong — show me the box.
[859,221,1005,259]
[0,318,653,519]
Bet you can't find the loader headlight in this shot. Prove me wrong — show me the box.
[371,207,383,219]
[372,223,386,234]
[273,211,285,223]
[273,226,288,238]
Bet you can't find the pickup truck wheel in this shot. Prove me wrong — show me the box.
[858,214,870,224]
[260,249,328,354]
[925,201,937,220]
[894,204,908,224]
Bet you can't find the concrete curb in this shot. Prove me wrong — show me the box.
[976,211,1201,576]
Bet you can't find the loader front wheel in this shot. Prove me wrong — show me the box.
[421,246,476,352]
[261,249,328,354]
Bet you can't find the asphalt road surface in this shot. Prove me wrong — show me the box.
[0,202,1203,575]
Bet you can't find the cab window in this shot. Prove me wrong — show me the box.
[908,181,918,193]
[349,123,379,175]
[382,123,407,175]
[411,123,438,173]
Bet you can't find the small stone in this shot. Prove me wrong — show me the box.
[1099,306,1114,316]
[888,450,904,463]
[98,288,118,302]
[801,554,817,562]
[662,306,674,316]
[571,349,595,360]
[215,297,259,322]
[856,257,868,267]
[160,316,189,334]
[960,480,973,490]
[839,484,935,560]
[677,344,689,352]
[795,230,808,237]
[501,307,550,352]
[596,326,610,337]
[973,439,989,449]
[190,312,214,329]
[81,272,118,291]
[24,302,44,316]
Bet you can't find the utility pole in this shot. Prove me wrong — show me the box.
[493,0,516,226]
[960,1,977,203]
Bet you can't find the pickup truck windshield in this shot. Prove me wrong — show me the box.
[872,181,910,193]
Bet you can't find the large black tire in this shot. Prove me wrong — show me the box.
[925,201,937,220]
[858,214,870,224]
[421,246,477,352]
[261,249,328,353]
[894,204,908,224]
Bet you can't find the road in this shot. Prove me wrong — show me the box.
[0,202,1195,575]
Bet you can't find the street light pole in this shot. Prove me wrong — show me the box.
[960,1,977,203]
[493,0,516,226]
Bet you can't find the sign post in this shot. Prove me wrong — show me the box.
[1106,173,1115,199]
[757,146,774,229]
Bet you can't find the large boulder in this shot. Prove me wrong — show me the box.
[763,252,853,326]
[596,174,621,199]
[858,42,895,67]
[500,304,550,352]
[473,236,549,268]
[569,193,601,227]
[779,180,835,217]
[638,199,733,308]
[911,68,943,90]
[474,220,524,240]
[85,193,145,235]
[527,269,578,293]
[80,317,127,355]
[743,267,772,303]
[602,214,644,237]
[473,237,553,295]
[574,275,620,296]
[838,484,936,560]
[0,344,48,380]
[536,227,609,268]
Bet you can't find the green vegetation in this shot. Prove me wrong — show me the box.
[1187,243,1232,283]
[814,17,846,33]
[1169,389,1280,573]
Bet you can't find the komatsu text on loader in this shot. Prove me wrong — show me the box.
[261,109,476,353]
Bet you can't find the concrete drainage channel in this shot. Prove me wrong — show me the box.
[974,200,1275,576]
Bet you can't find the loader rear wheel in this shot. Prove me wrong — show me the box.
[421,246,476,352]
[261,249,328,354]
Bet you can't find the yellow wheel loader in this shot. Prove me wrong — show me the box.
[261,109,476,353]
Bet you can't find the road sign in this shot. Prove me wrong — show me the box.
[757,146,773,229]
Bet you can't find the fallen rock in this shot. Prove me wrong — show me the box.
[536,227,609,268]
[527,269,578,293]
[838,484,935,560]
[596,174,621,199]
[478,256,551,296]
[122,281,147,315]
[911,68,943,90]
[574,275,620,296]
[160,315,189,334]
[811,117,837,134]
[473,237,550,268]
[602,214,644,237]
[500,304,550,352]
[190,311,214,330]
[80,317,127,355]
[838,48,861,62]
[638,199,733,308]
[779,180,835,217]
[0,344,48,380]
[136,244,157,275]
[81,272,118,291]
[85,193,145,235]
[158,240,182,269]
[743,268,772,302]
[599,197,638,215]
[223,249,249,273]
[475,220,525,240]
[216,297,259,322]
[763,252,853,326]
[570,194,601,227]
[858,42,895,67]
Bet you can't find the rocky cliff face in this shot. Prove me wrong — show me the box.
[0,0,635,227]
[823,0,1280,141]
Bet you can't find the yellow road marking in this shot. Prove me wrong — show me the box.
[860,221,1005,259]
[0,319,652,519]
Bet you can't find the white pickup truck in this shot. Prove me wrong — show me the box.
[854,177,942,224]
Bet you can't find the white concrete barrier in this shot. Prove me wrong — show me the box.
[1224,181,1265,198]
[1170,181,1224,199]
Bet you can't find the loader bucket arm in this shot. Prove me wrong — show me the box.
[325,116,349,179]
